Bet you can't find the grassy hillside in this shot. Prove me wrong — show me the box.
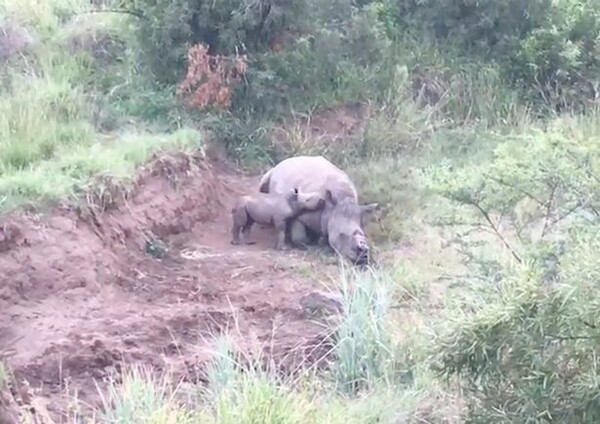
[0,0,201,211]
[2,0,600,422]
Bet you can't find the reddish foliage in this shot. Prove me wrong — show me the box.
[177,44,248,110]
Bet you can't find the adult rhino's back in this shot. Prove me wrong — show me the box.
[258,156,358,202]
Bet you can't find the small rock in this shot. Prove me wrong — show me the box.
[300,290,344,318]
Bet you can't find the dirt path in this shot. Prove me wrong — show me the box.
[0,151,337,418]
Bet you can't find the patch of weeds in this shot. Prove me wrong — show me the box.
[0,73,97,171]
[82,175,133,214]
[291,261,318,279]
[97,365,198,423]
[329,265,398,394]
[388,261,428,306]
[0,1,199,215]
[0,128,203,213]
[359,97,435,158]
[314,387,411,423]
[201,114,277,171]
[202,335,318,424]
[349,156,422,244]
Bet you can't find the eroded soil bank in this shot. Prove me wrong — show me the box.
[0,148,338,420]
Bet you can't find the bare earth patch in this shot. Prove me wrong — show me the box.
[0,150,335,420]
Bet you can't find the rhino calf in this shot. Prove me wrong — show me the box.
[230,188,325,250]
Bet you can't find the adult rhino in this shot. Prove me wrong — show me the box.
[258,155,378,266]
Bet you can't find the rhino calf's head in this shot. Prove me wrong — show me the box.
[323,190,378,267]
[292,188,326,211]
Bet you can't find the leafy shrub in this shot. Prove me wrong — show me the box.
[422,115,600,421]
[121,0,311,85]
[381,0,600,111]
[430,235,600,423]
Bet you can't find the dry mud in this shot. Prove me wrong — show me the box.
[0,148,338,420]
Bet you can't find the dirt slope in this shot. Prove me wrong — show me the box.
[0,148,336,419]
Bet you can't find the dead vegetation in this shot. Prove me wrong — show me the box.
[177,43,248,110]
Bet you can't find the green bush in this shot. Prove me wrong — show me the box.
[381,0,600,111]
[422,114,600,421]
[430,234,600,422]
[121,0,312,85]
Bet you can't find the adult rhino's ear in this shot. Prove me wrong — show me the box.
[360,203,379,226]
[360,203,379,214]
[324,189,337,206]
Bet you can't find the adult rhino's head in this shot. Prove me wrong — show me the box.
[323,189,378,267]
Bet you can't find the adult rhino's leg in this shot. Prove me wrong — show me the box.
[289,209,325,249]
[304,226,321,245]
[316,233,337,256]
[288,220,310,250]
[317,234,328,247]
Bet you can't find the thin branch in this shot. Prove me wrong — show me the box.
[468,200,523,263]
[79,8,147,20]
[581,320,597,330]
[541,183,557,237]
[487,176,545,205]
[549,201,583,228]
[566,149,600,184]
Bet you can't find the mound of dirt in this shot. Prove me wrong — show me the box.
[0,151,338,420]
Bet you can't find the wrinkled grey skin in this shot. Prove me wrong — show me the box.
[230,188,325,250]
[258,156,378,266]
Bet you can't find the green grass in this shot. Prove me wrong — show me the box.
[328,266,397,393]
[96,365,198,423]
[0,0,190,212]
[0,128,202,211]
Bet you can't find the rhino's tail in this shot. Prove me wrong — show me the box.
[258,169,272,193]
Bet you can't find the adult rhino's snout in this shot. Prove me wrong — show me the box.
[353,240,370,267]
[357,238,368,251]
